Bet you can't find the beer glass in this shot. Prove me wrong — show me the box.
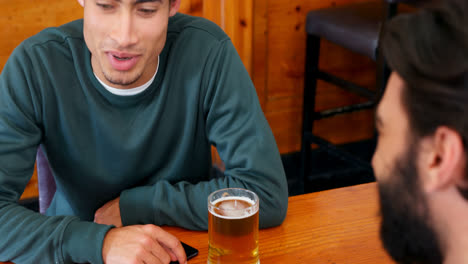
[208,188,260,264]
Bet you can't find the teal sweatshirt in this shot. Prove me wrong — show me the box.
[0,14,288,264]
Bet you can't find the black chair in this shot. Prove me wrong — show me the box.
[300,0,416,193]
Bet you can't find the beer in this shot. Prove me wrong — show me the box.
[208,189,259,264]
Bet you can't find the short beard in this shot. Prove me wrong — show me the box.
[377,145,443,264]
[102,70,143,87]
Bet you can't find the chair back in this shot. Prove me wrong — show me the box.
[36,148,56,214]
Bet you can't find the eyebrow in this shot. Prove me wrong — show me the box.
[135,0,162,3]
[114,0,162,3]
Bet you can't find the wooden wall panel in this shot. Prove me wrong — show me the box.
[0,0,83,70]
[203,0,253,75]
[222,0,253,74]
[252,0,269,109]
[179,0,203,16]
[262,0,377,154]
[202,0,378,154]
[203,0,222,26]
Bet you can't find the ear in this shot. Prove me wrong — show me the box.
[77,0,84,7]
[169,0,181,17]
[422,126,465,193]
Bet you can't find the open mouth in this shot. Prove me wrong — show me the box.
[113,55,132,61]
[107,52,140,71]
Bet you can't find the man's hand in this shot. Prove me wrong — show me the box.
[102,225,187,264]
[95,197,123,227]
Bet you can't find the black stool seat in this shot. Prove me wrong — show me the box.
[306,2,386,60]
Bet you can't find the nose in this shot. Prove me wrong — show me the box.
[110,11,138,48]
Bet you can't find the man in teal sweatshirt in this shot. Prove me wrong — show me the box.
[0,0,288,263]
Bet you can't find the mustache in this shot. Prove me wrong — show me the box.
[99,39,145,53]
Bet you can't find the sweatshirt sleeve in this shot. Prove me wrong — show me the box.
[0,43,113,264]
[120,39,288,230]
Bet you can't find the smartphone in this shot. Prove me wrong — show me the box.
[170,241,199,264]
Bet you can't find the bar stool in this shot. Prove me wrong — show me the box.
[300,0,414,193]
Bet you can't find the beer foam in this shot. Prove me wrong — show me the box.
[210,197,258,219]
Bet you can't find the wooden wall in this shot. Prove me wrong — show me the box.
[1,0,377,199]
[199,0,376,154]
[262,0,376,154]
[204,0,376,154]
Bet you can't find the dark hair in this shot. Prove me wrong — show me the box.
[382,0,468,143]
[382,0,468,197]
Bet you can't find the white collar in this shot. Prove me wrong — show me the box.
[94,55,159,96]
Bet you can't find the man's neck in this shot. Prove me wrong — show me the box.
[430,187,468,263]
[443,229,468,264]
[444,251,468,264]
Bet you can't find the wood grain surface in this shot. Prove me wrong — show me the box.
[0,182,394,264]
[163,182,393,264]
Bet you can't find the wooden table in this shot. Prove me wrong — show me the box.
[1,182,394,264]
[167,182,393,264]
